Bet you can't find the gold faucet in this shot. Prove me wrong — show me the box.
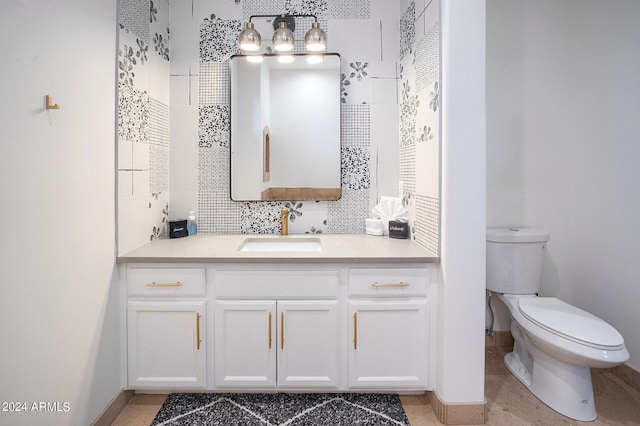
[281,209,289,235]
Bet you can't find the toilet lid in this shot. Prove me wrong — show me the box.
[518,297,625,349]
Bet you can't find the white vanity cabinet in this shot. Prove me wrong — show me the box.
[213,270,340,390]
[348,267,430,389]
[121,258,433,392]
[125,267,206,389]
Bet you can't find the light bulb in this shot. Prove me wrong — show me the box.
[272,22,294,52]
[239,22,261,51]
[305,22,326,52]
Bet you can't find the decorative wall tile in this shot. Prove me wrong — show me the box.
[286,0,328,18]
[118,83,149,144]
[400,2,415,60]
[342,147,370,190]
[199,62,230,104]
[240,201,284,234]
[327,187,369,233]
[415,22,439,92]
[199,105,230,148]
[149,98,169,193]
[119,0,172,254]
[285,201,329,234]
[198,147,230,192]
[200,15,241,62]
[150,0,171,61]
[150,144,169,193]
[414,195,439,255]
[341,104,370,147]
[149,98,169,146]
[399,143,415,194]
[341,60,371,104]
[328,0,371,19]
[118,27,151,90]
[399,88,418,147]
[198,190,241,234]
[398,2,441,254]
[119,0,440,244]
[149,191,170,240]
[340,104,371,198]
[120,0,150,43]
[242,0,287,18]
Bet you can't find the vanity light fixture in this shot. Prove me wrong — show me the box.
[239,14,327,53]
[239,22,261,51]
[272,20,294,52]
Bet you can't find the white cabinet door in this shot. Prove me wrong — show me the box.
[214,300,276,388]
[277,300,339,388]
[214,300,339,389]
[348,300,428,389]
[127,301,206,389]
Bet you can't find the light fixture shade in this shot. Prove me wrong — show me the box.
[272,22,294,52]
[305,21,326,52]
[239,22,261,51]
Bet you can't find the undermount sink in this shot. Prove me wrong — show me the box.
[238,237,322,252]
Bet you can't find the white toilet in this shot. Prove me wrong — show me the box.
[486,227,629,421]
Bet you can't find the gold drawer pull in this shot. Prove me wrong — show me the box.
[353,312,358,350]
[371,281,409,288]
[268,312,273,349]
[196,312,202,350]
[145,281,183,287]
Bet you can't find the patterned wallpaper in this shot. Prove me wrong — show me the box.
[117,0,440,256]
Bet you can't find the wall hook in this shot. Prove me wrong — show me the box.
[45,95,60,110]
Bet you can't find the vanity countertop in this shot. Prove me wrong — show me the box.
[116,234,439,264]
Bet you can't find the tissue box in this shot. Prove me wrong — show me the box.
[388,221,409,239]
[169,220,188,238]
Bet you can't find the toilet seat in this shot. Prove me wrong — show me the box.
[518,297,625,350]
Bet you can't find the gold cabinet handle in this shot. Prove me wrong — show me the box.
[371,281,409,288]
[353,312,358,350]
[268,312,273,349]
[196,312,202,350]
[280,312,285,350]
[145,281,183,287]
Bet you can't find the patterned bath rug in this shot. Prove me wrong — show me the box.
[150,393,410,425]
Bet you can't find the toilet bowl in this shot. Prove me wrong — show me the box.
[486,227,629,421]
[496,293,628,421]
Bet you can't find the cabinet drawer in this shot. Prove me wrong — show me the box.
[215,270,338,298]
[127,267,205,297]
[348,267,429,297]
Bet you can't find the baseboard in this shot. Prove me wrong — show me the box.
[428,391,486,425]
[91,389,134,426]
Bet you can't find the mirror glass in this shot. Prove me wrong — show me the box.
[230,54,341,201]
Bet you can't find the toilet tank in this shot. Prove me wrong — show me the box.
[486,227,550,294]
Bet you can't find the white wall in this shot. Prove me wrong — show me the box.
[435,0,486,404]
[0,1,121,425]
[487,0,640,370]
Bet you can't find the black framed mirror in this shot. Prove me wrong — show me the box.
[230,53,341,201]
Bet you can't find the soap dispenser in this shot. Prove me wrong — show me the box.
[187,211,198,236]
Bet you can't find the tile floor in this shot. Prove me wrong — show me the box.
[112,347,640,425]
